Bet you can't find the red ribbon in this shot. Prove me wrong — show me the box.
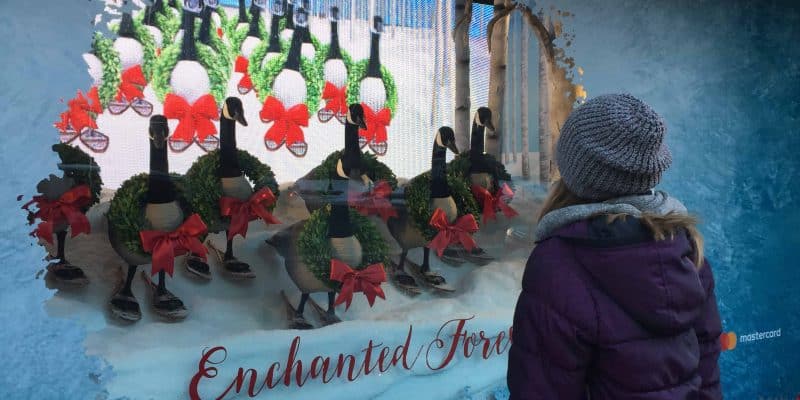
[219,188,281,241]
[22,185,92,245]
[329,259,386,311]
[349,180,398,222]
[427,208,479,257]
[139,214,208,276]
[235,56,254,92]
[321,82,347,115]
[55,87,102,134]
[163,93,220,142]
[471,183,518,224]
[116,65,147,102]
[259,96,309,147]
[359,103,391,144]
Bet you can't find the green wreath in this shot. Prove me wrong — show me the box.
[346,60,398,115]
[106,173,196,256]
[447,152,515,192]
[155,11,181,47]
[126,12,159,81]
[151,39,228,104]
[304,150,398,192]
[224,12,286,44]
[52,144,102,207]
[183,149,280,233]
[227,18,269,61]
[205,20,233,76]
[253,35,326,112]
[91,32,122,108]
[404,172,481,241]
[298,206,389,289]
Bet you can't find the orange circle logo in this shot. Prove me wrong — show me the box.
[719,332,737,351]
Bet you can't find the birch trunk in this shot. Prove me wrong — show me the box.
[520,12,530,180]
[454,0,471,151]
[510,12,519,163]
[485,0,509,158]
[537,25,551,184]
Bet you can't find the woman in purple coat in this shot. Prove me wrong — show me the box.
[507,94,722,399]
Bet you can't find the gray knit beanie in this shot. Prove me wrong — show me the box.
[555,93,672,200]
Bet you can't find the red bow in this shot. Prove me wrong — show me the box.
[55,87,102,134]
[259,96,309,147]
[219,188,281,241]
[427,208,479,257]
[235,56,254,92]
[116,65,147,102]
[321,82,347,115]
[471,183,518,224]
[139,214,208,276]
[329,259,386,311]
[163,93,219,142]
[359,103,391,144]
[216,27,224,38]
[22,185,92,245]
[349,181,398,222]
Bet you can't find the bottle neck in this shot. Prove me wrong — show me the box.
[247,7,261,37]
[284,28,303,71]
[198,7,212,45]
[238,0,248,23]
[366,33,381,78]
[326,21,342,60]
[180,11,197,61]
[267,15,282,52]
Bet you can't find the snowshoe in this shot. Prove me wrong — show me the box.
[141,271,188,321]
[438,247,467,267]
[459,246,494,266]
[208,241,255,279]
[46,261,89,286]
[405,260,455,294]
[109,291,142,322]
[309,296,341,326]
[281,290,314,330]
[185,254,212,280]
[387,261,422,296]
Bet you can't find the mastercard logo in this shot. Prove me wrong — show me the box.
[719,332,737,351]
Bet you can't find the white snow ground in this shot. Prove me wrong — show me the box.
[41,180,545,399]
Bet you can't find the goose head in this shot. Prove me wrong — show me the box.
[435,126,459,155]
[346,103,368,130]
[475,107,495,132]
[222,97,248,126]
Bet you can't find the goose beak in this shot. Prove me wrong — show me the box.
[235,112,248,127]
[485,118,496,133]
[447,142,460,155]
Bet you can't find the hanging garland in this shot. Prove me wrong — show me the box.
[346,61,398,115]
[206,20,232,75]
[91,32,122,108]
[305,150,398,192]
[155,11,181,47]
[182,149,280,233]
[150,39,228,104]
[404,172,481,241]
[298,206,388,289]
[52,144,103,206]
[106,173,196,255]
[253,36,326,112]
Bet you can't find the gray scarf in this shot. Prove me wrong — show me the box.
[534,190,688,240]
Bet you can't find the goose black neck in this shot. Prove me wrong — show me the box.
[342,123,361,177]
[285,5,295,30]
[247,7,261,37]
[327,201,354,238]
[267,15,282,52]
[326,20,342,60]
[199,7,212,45]
[284,28,303,71]
[147,142,176,204]
[366,33,381,78]
[469,121,486,169]
[430,144,450,198]
[238,0,248,23]
[180,11,197,61]
[219,118,241,178]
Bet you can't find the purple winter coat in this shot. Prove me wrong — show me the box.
[507,214,722,399]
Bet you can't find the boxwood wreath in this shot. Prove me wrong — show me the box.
[91,32,122,108]
[110,13,159,82]
[346,61,398,115]
[106,173,197,255]
[155,11,181,47]
[182,149,280,233]
[404,172,481,241]
[224,12,286,46]
[252,35,326,112]
[227,19,269,61]
[53,144,103,207]
[447,152,515,193]
[150,39,228,104]
[298,206,389,289]
[303,150,398,193]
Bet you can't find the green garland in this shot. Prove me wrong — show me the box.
[131,12,159,82]
[305,150,398,192]
[447,152,515,192]
[227,19,269,61]
[155,11,180,47]
[183,149,280,233]
[253,36,326,112]
[404,172,481,241]
[150,39,227,104]
[346,60,398,115]
[52,144,102,207]
[206,20,233,75]
[106,173,195,255]
[298,207,389,289]
[91,32,122,108]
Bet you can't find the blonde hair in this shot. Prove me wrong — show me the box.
[538,180,705,267]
